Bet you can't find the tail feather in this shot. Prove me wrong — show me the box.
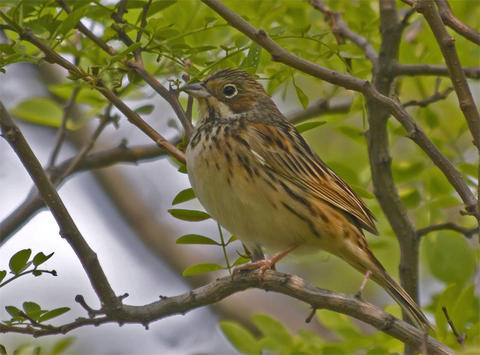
[339,243,432,331]
[372,270,432,331]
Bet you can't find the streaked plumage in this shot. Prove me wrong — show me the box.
[183,68,430,330]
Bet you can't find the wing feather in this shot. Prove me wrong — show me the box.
[249,122,378,235]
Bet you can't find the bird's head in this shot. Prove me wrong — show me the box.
[182,68,276,122]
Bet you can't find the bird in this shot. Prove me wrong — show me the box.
[182,68,430,330]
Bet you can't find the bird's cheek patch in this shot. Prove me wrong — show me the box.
[230,96,257,113]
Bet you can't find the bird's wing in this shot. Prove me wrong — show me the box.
[248,122,378,235]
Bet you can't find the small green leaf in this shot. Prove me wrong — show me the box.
[33,252,54,267]
[168,209,210,221]
[240,43,262,72]
[182,263,223,276]
[425,232,475,285]
[219,321,260,354]
[0,344,6,355]
[351,185,375,199]
[9,249,31,275]
[0,270,6,283]
[56,5,89,36]
[5,305,22,318]
[134,104,154,115]
[232,255,250,266]
[50,337,74,355]
[295,121,326,133]
[252,314,293,349]
[39,307,70,322]
[23,301,41,314]
[172,188,196,205]
[226,235,237,244]
[293,81,309,109]
[11,98,75,129]
[176,234,219,245]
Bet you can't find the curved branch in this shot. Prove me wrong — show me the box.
[434,0,480,45]
[0,270,454,355]
[309,0,378,65]
[417,222,478,238]
[286,97,352,123]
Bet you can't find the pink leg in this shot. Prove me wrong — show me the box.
[355,270,372,299]
[233,245,298,277]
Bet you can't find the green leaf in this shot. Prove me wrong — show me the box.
[134,104,155,115]
[56,4,89,36]
[252,314,293,352]
[176,234,219,245]
[172,188,196,205]
[50,337,74,355]
[33,252,54,267]
[424,232,475,285]
[10,98,74,129]
[226,235,237,244]
[295,120,326,133]
[182,263,223,276]
[452,284,474,333]
[39,307,70,322]
[240,43,262,72]
[351,185,375,199]
[23,301,41,314]
[293,81,309,109]
[0,270,6,283]
[0,344,6,355]
[219,320,260,354]
[5,305,22,318]
[232,255,250,266]
[9,249,31,275]
[168,209,210,221]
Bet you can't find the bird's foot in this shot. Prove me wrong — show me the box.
[231,245,297,279]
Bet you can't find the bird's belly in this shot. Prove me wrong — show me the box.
[186,140,334,254]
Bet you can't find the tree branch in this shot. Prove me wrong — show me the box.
[286,97,352,123]
[309,0,378,66]
[434,0,480,45]
[414,0,480,151]
[392,63,480,79]
[416,222,478,239]
[0,101,120,312]
[0,270,455,355]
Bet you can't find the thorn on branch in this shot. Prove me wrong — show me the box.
[305,307,317,323]
[442,306,466,347]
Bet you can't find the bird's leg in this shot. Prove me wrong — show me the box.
[354,270,372,299]
[233,244,297,277]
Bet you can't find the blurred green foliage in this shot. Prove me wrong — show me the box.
[0,0,478,353]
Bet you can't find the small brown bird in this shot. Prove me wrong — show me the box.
[182,68,430,330]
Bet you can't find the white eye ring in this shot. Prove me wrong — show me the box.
[222,84,238,98]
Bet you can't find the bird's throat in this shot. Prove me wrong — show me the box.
[197,97,236,123]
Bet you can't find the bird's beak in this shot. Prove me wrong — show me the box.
[181,82,210,98]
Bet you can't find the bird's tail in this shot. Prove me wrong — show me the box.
[339,244,432,331]
[371,267,432,331]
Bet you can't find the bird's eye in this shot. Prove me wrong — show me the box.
[222,84,238,98]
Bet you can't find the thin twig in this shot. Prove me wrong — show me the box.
[309,0,378,66]
[393,63,480,79]
[434,0,480,45]
[441,306,466,347]
[416,222,478,238]
[403,85,454,107]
